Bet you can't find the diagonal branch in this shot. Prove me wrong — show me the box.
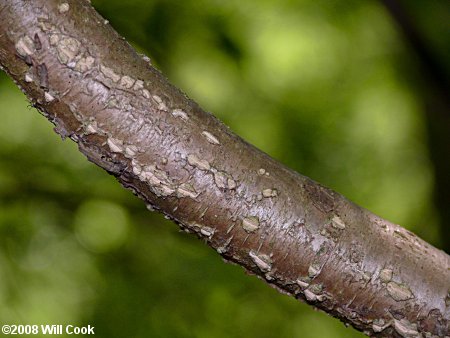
[0,1,448,336]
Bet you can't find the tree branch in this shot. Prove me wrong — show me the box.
[0,1,448,336]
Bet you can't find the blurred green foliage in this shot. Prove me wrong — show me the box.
[0,0,447,337]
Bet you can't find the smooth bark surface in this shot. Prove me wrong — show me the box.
[0,1,449,336]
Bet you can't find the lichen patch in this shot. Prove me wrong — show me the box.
[296,277,310,289]
[142,165,168,186]
[304,289,317,302]
[242,216,260,233]
[201,131,220,145]
[141,54,151,64]
[177,183,199,199]
[379,268,393,283]
[56,36,81,65]
[227,177,237,190]
[38,21,57,33]
[393,319,418,337]
[130,160,200,200]
[152,95,168,111]
[153,184,176,197]
[200,226,215,238]
[124,145,138,157]
[107,138,123,153]
[309,283,323,294]
[49,34,60,46]
[304,284,324,301]
[187,154,210,171]
[58,3,70,13]
[15,35,35,57]
[24,73,34,83]
[361,271,372,282]
[214,171,236,190]
[331,215,346,230]
[131,159,142,176]
[119,75,135,89]
[172,109,188,120]
[100,64,121,83]
[372,319,390,333]
[74,55,95,72]
[262,188,277,198]
[106,97,120,109]
[386,281,414,301]
[44,92,55,102]
[249,250,272,272]
[308,263,321,278]
[84,122,98,134]
[142,89,151,99]
[133,79,144,91]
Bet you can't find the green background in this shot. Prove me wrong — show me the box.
[0,0,448,337]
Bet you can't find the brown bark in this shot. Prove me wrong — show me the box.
[0,1,449,336]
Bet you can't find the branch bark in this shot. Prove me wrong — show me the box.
[0,1,449,336]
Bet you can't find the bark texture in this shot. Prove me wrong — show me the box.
[0,1,449,336]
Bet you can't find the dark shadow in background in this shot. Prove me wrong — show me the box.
[380,0,450,253]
